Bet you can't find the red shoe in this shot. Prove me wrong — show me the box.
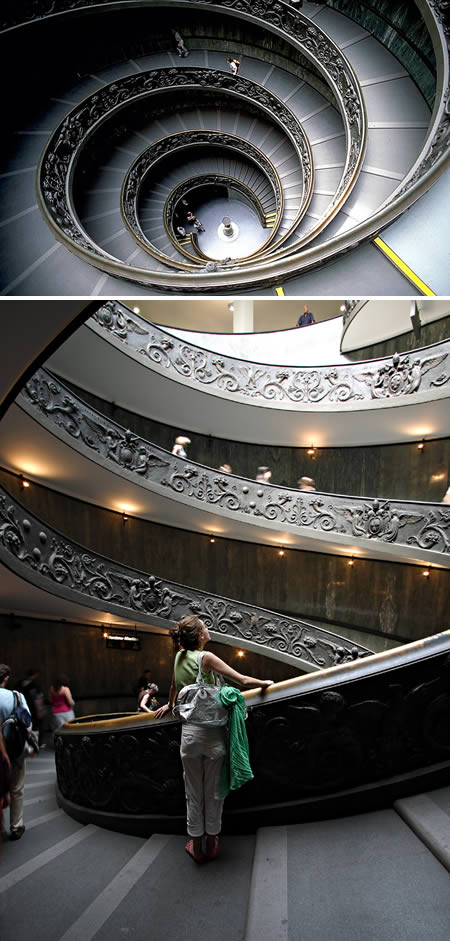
[205,835,219,860]
[185,839,206,864]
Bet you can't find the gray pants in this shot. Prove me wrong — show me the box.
[180,725,226,837]
[10,758,25,833]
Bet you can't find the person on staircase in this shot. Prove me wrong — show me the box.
[48,674,75,732]
[0,730,10,845]
[154,616,273,863]
[19,668,47,747]
[137,683,159,713]
[227,57,240,75]
[296,304,315,326]
[0,664,30,841]
[171,29,189,58]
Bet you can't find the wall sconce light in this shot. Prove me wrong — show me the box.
[339,302,347,312]
[422,569,430,578]
[278,547,285,556]
[237,650,245,658]
[19,475,30,488]
[228,302,235,312]
[417,439,425,452]
[133,307,140,314]
[348,557,354,567]
[307,445,316,456]
[122,513,128,524]
[209,536,216,544]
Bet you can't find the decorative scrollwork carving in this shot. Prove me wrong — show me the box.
[93,300,149,340]
[167,166,280,222]
[427,0,450,37]
[40,66,315,267]
[4,1,447,290]
[91,303,450,407]
[407,510,450,553]
[0,482,372,668]
[121,133,285,260]
[356,350,449,398]
[53,646,450,823]
[18,365,450,559]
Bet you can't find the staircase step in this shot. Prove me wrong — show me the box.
[245,826,288,941]
[86,834,256,941]
[394,787,450,872]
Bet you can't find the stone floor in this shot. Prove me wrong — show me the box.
[188,197,267,260]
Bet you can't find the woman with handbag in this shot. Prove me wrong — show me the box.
[154,615,273,863]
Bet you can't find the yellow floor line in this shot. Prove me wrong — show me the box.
[275,286,285,296]
[373,237,435,296]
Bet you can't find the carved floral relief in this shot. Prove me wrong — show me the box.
[92,303,450,406]
[0,484,371,669]
[18,365,450,556]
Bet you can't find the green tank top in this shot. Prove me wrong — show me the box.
[174,649,216,691]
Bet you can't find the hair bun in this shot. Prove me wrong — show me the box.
[171,615,203,651]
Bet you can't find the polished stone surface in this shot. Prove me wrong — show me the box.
[188,197,267,259]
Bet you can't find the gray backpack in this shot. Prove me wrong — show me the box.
[173,653,228,727]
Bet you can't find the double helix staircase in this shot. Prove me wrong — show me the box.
[78,101,301,264]
[0,0,447,294]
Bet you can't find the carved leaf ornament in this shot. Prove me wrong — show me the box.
[121,132,286,256]
[2,1,446,280]
[36,4,368,269]
[52,646,450,818]
[92,303,450,406]
[0,483,372,669]
[39,67,316,256]
[19,364,450,556]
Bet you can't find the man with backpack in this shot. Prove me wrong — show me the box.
[0,663,32,840]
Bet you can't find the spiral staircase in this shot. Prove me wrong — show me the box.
[0,0,448,295]
[0,302,449,939]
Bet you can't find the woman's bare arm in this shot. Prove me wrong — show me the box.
[139,692,152,713]
[154,671,177,718]
[63,686,75,707]
[201,652,273,688]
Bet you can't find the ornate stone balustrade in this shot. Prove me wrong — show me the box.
[121,131,286,262]
[0,482,372,670]
[54,630,450,833]
[18,367,450,558]
[4,2,448,290]
[39,67,313,266]
[90,302,450,410]
[34,5,367,283]
[164,173,277,258]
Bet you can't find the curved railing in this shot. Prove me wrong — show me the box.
[38,67,314,268]
[121,131,286,262]
[31,2,373,287]
[89,303,450,410]
[54,630,450,833]
[341,299,365,329]
[0,481,372,670]
[18,367,450,560]
[0,0,449,276]
[164,174,279,259]
[2,3,446,288]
